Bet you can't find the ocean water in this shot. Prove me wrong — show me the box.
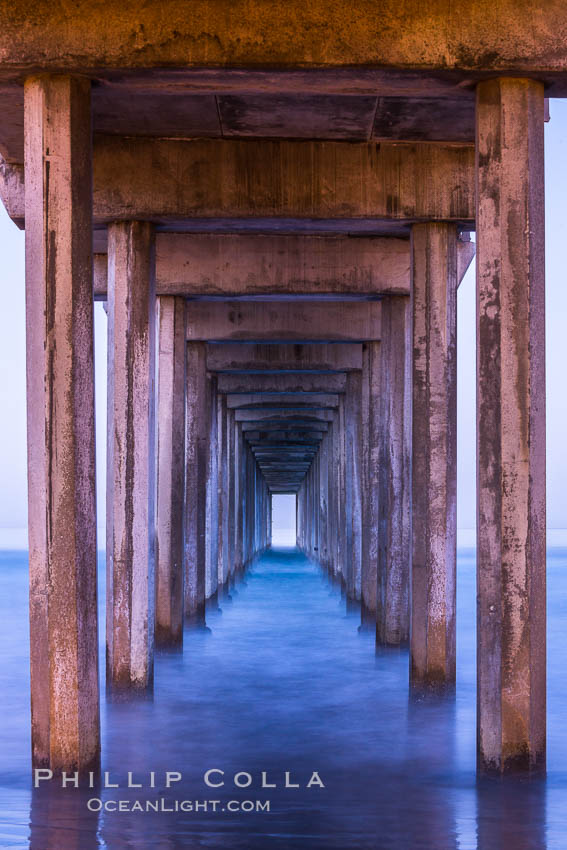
[0,546,566,849]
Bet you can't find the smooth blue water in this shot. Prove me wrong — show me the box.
[0,547,566,849]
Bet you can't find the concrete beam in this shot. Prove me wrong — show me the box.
[0,156,24,227]
[1,3,566,87]
[25,74,99,773]
[91,237,475,299]
[2,138,474,230]
[207,343,363,373]
[154,234,409,298]
[235,409,335,423]
[245,431,324,442]
[252,447,317,455]
[226,393,339,409]
[256,457,316,464]
[160,233,408,298]
[186,300,381,343]
[93,237,410,299]
[248,445,321,454]
[476,78,546,774]
[92,138,473,226]
[241,416,329,430]
[217,373,347,394]
[246,434,324,440]
[260,462,311,469]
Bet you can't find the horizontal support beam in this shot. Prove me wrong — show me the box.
[259,461,311,467]
[185,300,380,342]
[92,237,474,300]
[207,343,362,372]
[250,439,319,447]
[157,234,408,297]
[2,138,475,228]
[0,1,565,82]
[242,424,327,435]
[255,452,316,459]
[249,447,319,454]
[94,235,410,299]
[92,138,473,225]
[245,431,325,441]
[226,393,339,409]
[237,409,334,422]
[217,373,346,394]
[236,407,335,415]
[240,410,334,431]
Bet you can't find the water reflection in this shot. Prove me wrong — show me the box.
[476,777,547,850]
[29,785,100,850]
[0,547,565,847]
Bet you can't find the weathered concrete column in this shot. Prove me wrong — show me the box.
[255,463,262,555]
[217,393,230,589]
[378,297,411,645]
[155,296,186,648]
[234,422,244,570]
[268,491,273,547]
[338,396,347,585]
[476,78,546,773]
[25,75,99,771]
[326,421,335,571]
[410,224,457,689]
[242,444,248,565]
[312,451,319,559]
[361,342,381,618]
[309,462,315,559]
[205,374,219,599]
[107,220,156,691]
[319,432,330,567]
[250,448,256,558]
[184,342,208,620]
[227,409,236,577]
[345,372,362,601]
[329,416,341,577]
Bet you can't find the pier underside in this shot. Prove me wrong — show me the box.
[0,0,552,780]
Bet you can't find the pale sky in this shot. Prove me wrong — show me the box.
[1,101,566,542]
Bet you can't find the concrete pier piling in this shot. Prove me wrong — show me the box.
[476,78,546,773]
[107,220,156,692]
[5,1,550,776]
[361,342,380,619]
[25,74,99,771]
[410,224,458,690]
[377,298,411,646]
[184,342,208,621]
[155,296,186,648]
